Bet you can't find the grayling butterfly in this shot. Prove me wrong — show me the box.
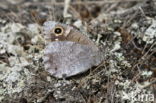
[43,21,103,78]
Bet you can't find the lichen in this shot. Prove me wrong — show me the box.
[0,22,44,102]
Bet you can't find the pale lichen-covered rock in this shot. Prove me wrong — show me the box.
[143,19,156,44]
[0,22,44,102]
[130,18,156,44]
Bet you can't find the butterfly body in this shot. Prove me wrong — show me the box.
[43,21,103,78]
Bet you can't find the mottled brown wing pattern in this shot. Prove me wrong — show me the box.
[43,21,97,48]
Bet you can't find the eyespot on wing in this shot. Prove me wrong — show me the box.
[43,21,97,48]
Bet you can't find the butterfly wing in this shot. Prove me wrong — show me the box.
[43,41,102,78]
[43,21,97,48]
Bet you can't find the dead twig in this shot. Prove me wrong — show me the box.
[63,0,72,18]
[142,79,156,89]
[132,42,156,70]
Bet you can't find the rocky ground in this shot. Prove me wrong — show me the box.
[0,0,156,103]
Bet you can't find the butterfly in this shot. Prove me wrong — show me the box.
[43,21,103,78]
